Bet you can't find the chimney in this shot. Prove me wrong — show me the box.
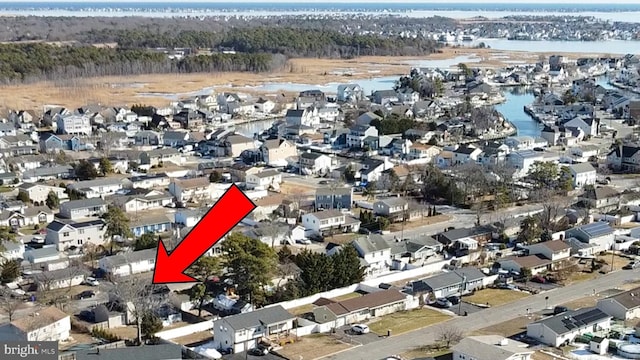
[500,338,509,346]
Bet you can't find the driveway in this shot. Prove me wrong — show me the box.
[447,301,485,316]
[336,326,383,345]
[322,267,640,360]
[224,352,284,360]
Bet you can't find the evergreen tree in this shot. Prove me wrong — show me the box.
[330,246,365,288]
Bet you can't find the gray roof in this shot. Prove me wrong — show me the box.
[420,271,465,291]
[60,198,107,211]
[68,178,126,191]
[316,187,352,197]
[570,162,596,174]
[23,165,72,178]
[221,305,295,331]
[353,234,391,254]
[70,344,182,360]
[252,170,281,179]
[101,248,157,268]
[602,286,640,311]
[46,219,105,232]
[308,210,344,220]
[453,336,532,360]
[25,246,59,260]
[226,134,254,145]
[33,267,87,282]
[533,307,610,335]
[376,197,408,208]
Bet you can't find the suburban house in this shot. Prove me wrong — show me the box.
[0,241,24,261]
[260,138,297,166]
[408,267,487,300]
[0,306,71,341]
[388,236,442,268]
[374,197,409,221]
[315,187,353,210]
[408,143,441,161]
[0,134,37,156]
[69,344,183,360]
[33,267,87,290]
[312,290,408,328]
[18,183,68,206]
[452,145,483,165]
[563,117,599,137]
[337,84,363,103]
[225,135,256,157]
[133,130,162,146]
[526,307,611,347]
[130,173,171,189]
[112,190,173,213]
[579,186,621,211]
[299,152,333,175]
[0,206,54,229]
[359,158,393,183]
[56,114,92,135]
[130,214,172,237]
[39,133,84,152]
[565,222,615,253]
[244,222,292,247]
[597,286,640,320]
[23,165,73,183]
[245,170,282,190]
[526,240,571,262]
[23,246,60,264]
[497,255,553,276]
[301,210,361,236]
[452,336,534,360]
[45,219,107,250]
[210,305,295,354]
[346,125,379,149]
[67,178,130,199]
[168,177,213,204]
[98,248,156,277]
[507,150,544,177]
[139,148,183,166]
[436,226,494,247]
[569,162,597,188]
[255,98,275,113]
[371,90,399,104]
[59,198,108,220]
[607,145,640,172]
[353,235,392,277]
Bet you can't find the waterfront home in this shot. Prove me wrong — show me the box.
[255,98,275,113]
[45,218,107,250]
[285,108,319,127]
[301,210,361,237]
[18,183,68,205]
[210,305,295,354]
[562,117,599,137]
[0,306,71,341]
[527,307,611,347]
[337,83,363,103]
[569,163,597,188]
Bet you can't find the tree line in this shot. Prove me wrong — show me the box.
[0,43,284,83]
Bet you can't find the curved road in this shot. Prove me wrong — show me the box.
[323,267,640,360]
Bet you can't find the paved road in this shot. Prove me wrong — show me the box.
[323,268,640,360]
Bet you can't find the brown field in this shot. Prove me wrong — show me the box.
[0,47,619,111]
[276,333,353,360]
[472,315,542,337]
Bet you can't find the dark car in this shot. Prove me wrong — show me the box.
[77,290,96,300]
[553,306,569,315]
[447,295,461,305]
[248,346,269,356]
[531,275,546,284]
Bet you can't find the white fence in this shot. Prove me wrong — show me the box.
[266,284,360,310]
[362,259,448,287]
[155,320,214,340]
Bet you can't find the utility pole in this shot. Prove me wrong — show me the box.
[458,275,467,315]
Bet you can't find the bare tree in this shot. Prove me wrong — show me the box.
[0,288,21,321]
[436,325,464,348]
[110,275,167,345]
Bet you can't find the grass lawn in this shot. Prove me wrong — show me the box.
[464,289,529,307]
[471,316,539,337]
[368,308,451,335]
[331,293,361,301]
[326,233,357,244]
[277,334,353,360]
[598,253,634,272]
[401,346,452,360]
[290,304,314,316]
[561,270,598,285]
[389,214,452,232]
[0,186,13,193]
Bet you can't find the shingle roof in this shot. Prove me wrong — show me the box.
[71,344,182,360]
[353,234,390,254]
[604,286,640,310]
[222,305,294,330]
[570,162,596,174]
[533,307,610,335]
[308,210,344,220]
[100,248,157,268]
[60,198,107,211]
[453,336,532,360]
[11,306,69,333]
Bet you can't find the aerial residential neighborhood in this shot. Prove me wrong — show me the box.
[4,3,640,360]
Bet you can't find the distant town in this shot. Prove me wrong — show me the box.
[5,5,640,360]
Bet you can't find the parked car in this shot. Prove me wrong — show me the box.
[447,296,460,305]
[351,324,370,334]
[623,261,640,270]
[531,275,546,284]
[553,306,569,315]
[296,239,312,245]
[77,291,96,300]
[248,346,269,356]
[435,298,453,308]
[83,277,100,286]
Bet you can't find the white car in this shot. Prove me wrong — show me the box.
[351,324,370,334]
[83,277,100,286]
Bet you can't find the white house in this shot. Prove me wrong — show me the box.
[353,235,391,278]
[565,222,615,253]
[507,151,544,177]
[17,183,68,205]
[45,219,107,251]
[255,98,275,114]
[453,336,533,360]
[299,152,333,175]
[168,177,214,203]
[374,197,409,220]
[130,173,171,189]
[245,170,282,190]
[597,286,640,321]
[526,240,571,262]
[0,241,24,261]
[301,210,361,236]
[563,117,599,137]
[98,248,156,277]
[56,114,92,136]
[569,162,597,188]
[211,305,295,354]
[174,209,203,227]
[112,190,173,213]
[23,246,60,264]
[497,255,552,276]
[59,198,108,220]
[0,306,71,341]
[67,178,130,199]
[526,307,611,347]
[33,267,86,290]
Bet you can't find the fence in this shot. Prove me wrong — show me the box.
[265,284,359,310]
[154,320,214,340]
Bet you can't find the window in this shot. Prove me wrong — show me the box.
[79,229,84,235]
[63,232,69,237]
[78,239,83,245]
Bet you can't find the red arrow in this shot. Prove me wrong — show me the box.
[152,184,256,284]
